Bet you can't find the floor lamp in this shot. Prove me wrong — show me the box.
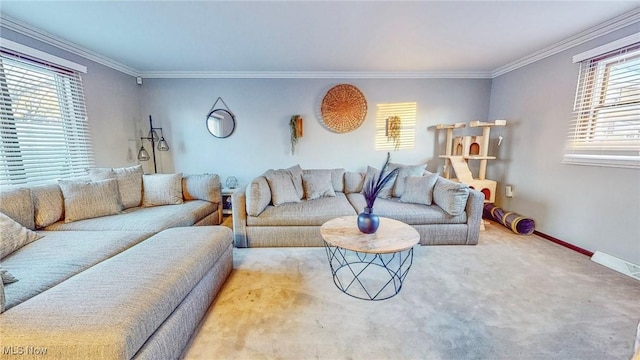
[137,115,169,173]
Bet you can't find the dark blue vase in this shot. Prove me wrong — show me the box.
[357,207,380,234]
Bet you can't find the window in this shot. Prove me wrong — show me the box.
[0,44,93,186]
[375,102,417,151]
[563,35,640,169]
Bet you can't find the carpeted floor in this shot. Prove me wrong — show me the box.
[182,221,640,360]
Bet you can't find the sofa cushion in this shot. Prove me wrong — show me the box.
[247,192,356,226]
[89,165,143,209]
[0,212,43,260]
[1,230,153,311]
[347,193,467,225]
[0,227,232,359]
[1,266,18,284]
[142,173,184,207]
[400,173,439,205]
[0,187,35,230]
[433,177,470,216]
[265,169,301,206]
[44,200,215,232]
[182,174,221,203]
[344,171,365,194]
[287,164,304,199]
[362,166,398,199]
[302,172,336,200]
[31,184,64,228]
[391,162,427,197]
[59,178,123,222]
[303,168,345,193]
[246,176,272,216]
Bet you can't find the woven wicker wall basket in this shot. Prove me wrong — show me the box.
[320,84,368,133]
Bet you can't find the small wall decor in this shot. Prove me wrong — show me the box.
[386,116,401,151]
[290,115,303,155]
[206,97,236,138]
[320,84,367,133]
[225,176,238,189]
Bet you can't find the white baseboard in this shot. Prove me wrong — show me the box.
[591,251,640,281]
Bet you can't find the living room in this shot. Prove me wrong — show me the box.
[0,1,639,359]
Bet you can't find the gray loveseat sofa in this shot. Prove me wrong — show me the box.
[232,165,484,248]
[0,166,232,359]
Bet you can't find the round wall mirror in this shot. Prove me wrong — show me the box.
[206,109,236,138]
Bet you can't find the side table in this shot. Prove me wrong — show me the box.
[320,216,419,301]
[221,187,236,216]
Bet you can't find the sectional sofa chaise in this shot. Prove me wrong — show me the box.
[233,164,484,247]
[0,166,232,359]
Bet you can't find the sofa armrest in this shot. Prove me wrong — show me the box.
[232,185,248,248]
[465,189,484,245]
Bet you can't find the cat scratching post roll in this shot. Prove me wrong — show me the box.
[483,204,535,235]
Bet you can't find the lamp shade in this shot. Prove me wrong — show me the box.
[157,137,169,151]
[137,146,151,161]
[148,129,159,142]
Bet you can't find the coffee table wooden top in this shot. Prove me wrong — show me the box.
[320,216,419,254]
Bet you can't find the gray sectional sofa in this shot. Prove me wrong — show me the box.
[233,165,484,247]
[0,166,232,359]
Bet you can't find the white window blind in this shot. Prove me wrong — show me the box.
[0,50,94,186]
[375,102,416,151]
[563,39,640,169]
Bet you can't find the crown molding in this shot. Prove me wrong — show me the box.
[491,8,640,78]
[139,70,493,79]
[2,8,638,80]
[0,13,141,77]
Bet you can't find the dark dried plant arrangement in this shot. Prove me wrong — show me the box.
[363,152,399,211]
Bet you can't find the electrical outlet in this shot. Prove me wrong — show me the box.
[505,185,513,198]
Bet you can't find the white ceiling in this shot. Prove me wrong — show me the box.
[1,1,638,77]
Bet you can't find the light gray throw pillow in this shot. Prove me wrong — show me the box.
[182,174,221,204]
[433,178,470,216]
[0,212,43,259]
[31,184,64,228]
[142,173,184,207]
[246,176,272,217]
[344,172,365,194]
[400,173,439,205]
[302,172,336,200]
[265,169,301,206]
[59,179,123,222]
[89,165,143,209]
[391,163,428,198]
[362,166,397,199]
[0,188,35,230]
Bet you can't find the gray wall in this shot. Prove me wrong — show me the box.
[140,78,492,183]
[488,24,640,264]
[0,29,142,168]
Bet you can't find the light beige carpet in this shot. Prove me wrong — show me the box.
[182,221,640,360]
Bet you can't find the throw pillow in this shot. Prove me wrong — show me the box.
[89,165,143,209]
[362,166,397,199]
[246,176,272,217]
[0,188,35,230]
[400,173,439,205]
[344,171,365,194]
[264,169,301,206]
[182,174,221,204]
[0,280,4,313]
[0,212,43,259]
[433,178,470,216]
[0,266,18,284]
[286,165,304,200]
[391,163,428,198]
[31,184,64,228]
[302,172,336,200]
[142,173,184,207]
[59,179,123,222]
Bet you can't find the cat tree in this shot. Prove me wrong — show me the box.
[436,120,506,203]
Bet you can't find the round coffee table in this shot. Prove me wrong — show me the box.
[320,216,420,300]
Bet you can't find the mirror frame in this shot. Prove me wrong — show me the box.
[206,108,236,138]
